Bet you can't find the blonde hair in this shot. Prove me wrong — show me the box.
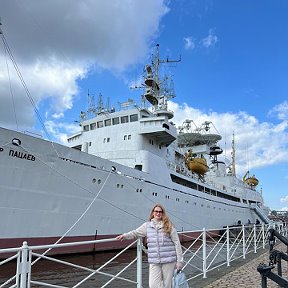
[149,203,173,234]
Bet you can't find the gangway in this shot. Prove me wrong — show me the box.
[250,203,273,224]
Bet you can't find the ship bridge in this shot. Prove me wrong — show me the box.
[139,116,177,145]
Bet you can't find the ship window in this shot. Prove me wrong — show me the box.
[124,135,127,140]
[198,185,204,192]
[135,165,142,171]
[121,116,129,123]
[105,119,111,126]
[90,123,96,130]
[130,114,138,122]
[83,125,89,131]
[97,121,103,128]
[112,117,119,125]
[128,135,131,140]
[107,137,110,142]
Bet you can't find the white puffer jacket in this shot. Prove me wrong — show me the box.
[123,220,183,265]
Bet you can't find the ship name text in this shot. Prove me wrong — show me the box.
[9,149,36,161]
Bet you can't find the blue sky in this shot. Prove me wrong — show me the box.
[0,0,287,211]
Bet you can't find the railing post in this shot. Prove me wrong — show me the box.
[242,225,246,259]
[203,228,207,279]
[254,224,257,253]
[262,224,265,249]
[227,226,230,267]
[16,241,31,288]
[137,239,142,288]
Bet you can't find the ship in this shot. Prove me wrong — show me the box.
[0,44,270,255]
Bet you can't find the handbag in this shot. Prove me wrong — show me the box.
[172,269,189,288]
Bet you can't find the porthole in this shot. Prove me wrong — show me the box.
[92,178,96,183]
[98,179,101,184]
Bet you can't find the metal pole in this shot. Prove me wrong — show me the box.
[137,239,142,288]
[203,228,207,278]
[227,226,230,267]
[17,241,31,288]
[261,274,267,288]
[262,224,265,249]
[242,225,246,259]
[254,224,257,253]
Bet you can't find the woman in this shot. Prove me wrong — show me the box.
[116,203,183,288]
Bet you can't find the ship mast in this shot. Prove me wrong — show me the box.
[231,132,236,176]
[143,44,180,118]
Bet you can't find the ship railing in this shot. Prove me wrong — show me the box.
[0,223,287,288]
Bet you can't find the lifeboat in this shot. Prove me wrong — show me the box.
[244,176,259,187]
[187,158,209,175]
[243,171,259,187]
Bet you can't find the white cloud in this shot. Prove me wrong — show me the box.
[201,28,218,48]
[184,37,195,50]
[280,196,288,203]
[268,101,288,121]
[0,0,169,129]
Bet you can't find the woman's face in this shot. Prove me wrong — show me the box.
[153,206,163,221]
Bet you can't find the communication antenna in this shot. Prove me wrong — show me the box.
[87,90,96,117]
[153,44,181,83]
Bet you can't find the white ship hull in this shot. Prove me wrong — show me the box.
[0,127,261,254]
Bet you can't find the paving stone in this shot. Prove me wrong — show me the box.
[192,243,288,288]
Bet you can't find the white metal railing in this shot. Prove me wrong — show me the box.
[0,223,286,288]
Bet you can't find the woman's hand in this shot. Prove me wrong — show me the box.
[116,234,125,241]
[176,262,182,272]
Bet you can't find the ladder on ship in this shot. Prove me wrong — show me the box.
[250,203,273,224]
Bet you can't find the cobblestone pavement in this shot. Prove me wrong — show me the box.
[192,243,288,288]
